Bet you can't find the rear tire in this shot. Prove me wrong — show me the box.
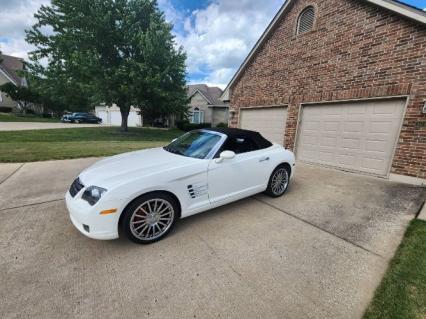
[121,192,179,244]
[265,164,290,198]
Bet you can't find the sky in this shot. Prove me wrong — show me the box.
[0,0,425,89]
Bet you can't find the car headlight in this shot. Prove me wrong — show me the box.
[82,186,107,206]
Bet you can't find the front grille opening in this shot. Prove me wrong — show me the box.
[69,178,84,197]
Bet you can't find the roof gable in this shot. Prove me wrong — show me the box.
[0,54,25,86]
[190,89,211,104]
[188,84,226,105]
[221,0,426,101]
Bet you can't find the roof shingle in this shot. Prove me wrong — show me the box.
[0,54,25,86]
[188,84,227,106]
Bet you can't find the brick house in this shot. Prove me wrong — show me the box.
[222,0,425,183]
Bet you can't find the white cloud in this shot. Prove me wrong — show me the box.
[171,0,284,88]
[0,0,284,89]
[0,0,49,59]
[0,38,34,59]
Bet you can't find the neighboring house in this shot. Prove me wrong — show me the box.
[95,84,230,128]
[0,54,27,112]
[95,104,142,127]
[222,0,426,183]
[188,84,229,127]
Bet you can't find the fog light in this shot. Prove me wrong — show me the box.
[83,224,90,233]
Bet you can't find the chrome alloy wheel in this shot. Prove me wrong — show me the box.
[271,168,289,196]
[130,199,175,240]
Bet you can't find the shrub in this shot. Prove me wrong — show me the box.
[0,107,13,113]
[175,120,188,131]
[176,120,211,132]
[216,122,228,128]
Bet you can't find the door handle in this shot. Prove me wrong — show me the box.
[259,157,270,162]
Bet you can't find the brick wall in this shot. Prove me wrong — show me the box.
[229,0,426,179]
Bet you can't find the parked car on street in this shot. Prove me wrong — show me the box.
[66,128,295,244]
[61,112,102,124]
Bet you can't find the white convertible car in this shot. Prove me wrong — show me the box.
[66,128,295,244]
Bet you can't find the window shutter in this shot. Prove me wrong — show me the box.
[297,7,315,35]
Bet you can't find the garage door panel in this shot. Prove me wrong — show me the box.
[366,140,387,152]
[373,102,402,114]
[300,135,318,146]
[297,99,405,177]
[337,153,357,166]
[343,121,364,133]
[320,136,337,147]
[348,105,367,114]
[369,121,394,133]
[319,151,336,162]
[341,138,361,150]
[360,158,386,173]
[240,107,287,144]
[324,122,339,132]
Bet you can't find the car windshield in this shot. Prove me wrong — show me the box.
[164,131,222,159]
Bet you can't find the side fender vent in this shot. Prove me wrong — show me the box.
[187,183,208,199]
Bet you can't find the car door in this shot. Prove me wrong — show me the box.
[207,139,272,205]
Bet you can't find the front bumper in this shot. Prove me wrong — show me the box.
[65,192,120,240]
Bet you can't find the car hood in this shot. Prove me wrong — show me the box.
[79,147,197,188]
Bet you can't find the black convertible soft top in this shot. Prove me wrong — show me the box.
[205,127,273,149]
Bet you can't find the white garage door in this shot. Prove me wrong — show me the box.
[110,111,140,127]
[296,99,406,176]
[128,111,141,127]
[240,107,287,144]
[96,110,108,124]
[110,111,122,126]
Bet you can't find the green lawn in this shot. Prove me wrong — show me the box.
[0,112,58,122]
[0,127,182,162]
[364,219,426,319]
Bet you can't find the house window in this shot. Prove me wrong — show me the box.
[296,6,315,35]
[191,108,204,124]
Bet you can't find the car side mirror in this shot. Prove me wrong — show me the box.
[215,151,236,163]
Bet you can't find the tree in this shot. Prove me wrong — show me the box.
[25,71,92,114]
[26,0,187,131]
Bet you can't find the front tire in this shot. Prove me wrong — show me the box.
[265,165,290,198]
[121,192,179,244]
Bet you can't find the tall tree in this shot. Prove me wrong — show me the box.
[26,0,187,131]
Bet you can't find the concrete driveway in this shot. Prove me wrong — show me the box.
[0,159,424,319]
[0,122,103,131]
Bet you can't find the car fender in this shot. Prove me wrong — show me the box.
[266,146,296,177]
[106,161,210,221]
